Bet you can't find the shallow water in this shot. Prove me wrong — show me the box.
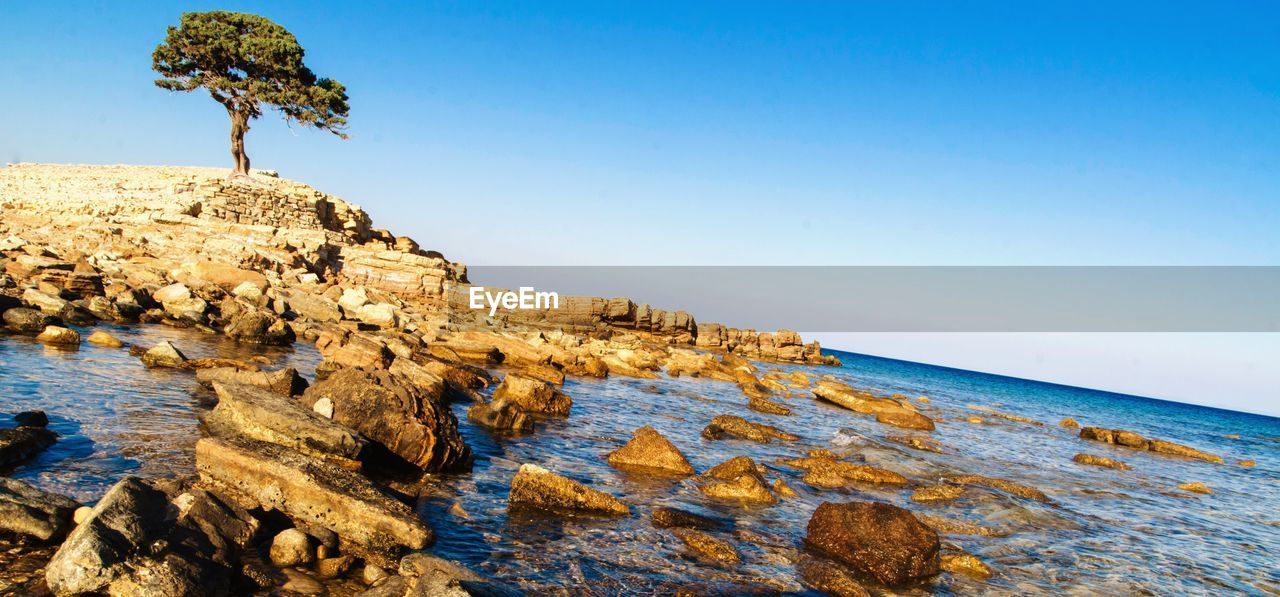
[1,330,1278,594]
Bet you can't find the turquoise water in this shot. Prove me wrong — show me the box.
[1,330,1277,594]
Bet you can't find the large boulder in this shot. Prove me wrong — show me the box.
[35,325,80,345]
[507,463,628,516]
[3,307,55,333]
[491,373,571,417]
[302,368,472,472]
[606,426,695,476]
[219,298,295,345]
[45,477,230,596]
[804,501,940,587]
[202,381,366,462]
[467,397,534,433]
[0,477,80,541]
[196,437,433,567]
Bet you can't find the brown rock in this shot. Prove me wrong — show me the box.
[1072,453,1131,470]
[946,474,1050,502]
[0,426,58,468]
[915,513,1003,537]
[699,457,777,505]
[1178,481,1212,494]
[202,381,365,462]
[875,409,936,431]
[86,330,124,347]
[606,426,695,476]
[492,373,571,417]
[303,368,472,472]
[507,463,628,516]
[196,366,307,397]
[779,456,907,488]
[0,477,79,542]
[651,507,725,531]
[887,434,945,453]
[796,555,870,597]
[701,414,798,444]
[671,528,740,565]
[140,340,187,368]
[941,553,992,579]
[1059,417,1080,428]
[747,395,792,416]
[911,484,966,503]
[804,501,941,587]
[522,363,566,386]
[467,397,535,432]
[36,325,80,345]
[1080,427,1222,464]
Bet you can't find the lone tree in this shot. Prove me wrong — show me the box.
[152,11,349,175]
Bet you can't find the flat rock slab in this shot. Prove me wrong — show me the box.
[508,463,629,516]
[0,477,79,542]
[204,381,365,461]
[195,437,432,566]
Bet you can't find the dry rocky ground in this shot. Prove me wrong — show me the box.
[0,164,1233,595]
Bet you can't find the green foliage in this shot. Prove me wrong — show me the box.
[153,11,349,136]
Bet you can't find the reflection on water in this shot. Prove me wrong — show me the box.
[1,332,1277,594]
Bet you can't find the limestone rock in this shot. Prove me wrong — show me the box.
[36,325,80,345]
[699,456,777,505]
[196,366,308,397]
[195,437,433,566]
[911,485,967,503]
[3,307,55,333]
[303,368,472,472]
[804,501,941,587]
[606,426,695,476]
[269,529,314,567]
[467,397,534,433]
[141,340,187,368]
[203,381,365,461]
[492,373,571,417]
[945,474,1050,503]
[153,282,192,304]
[86,330,124,347]
[941,552,992,579]
[1080,427,1222,464]
[0,477,80,541]
[796,555,870,597]
[507,463,628,516]
[875,409,936,431]
[778,456,908,488]
[671,528,740,565]
[1178,481,1212,494]
[1072,453,1131,470]
[701,414,798,444]
[1059,417,1080,428]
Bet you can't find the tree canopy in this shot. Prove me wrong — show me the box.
[152,11,349,174]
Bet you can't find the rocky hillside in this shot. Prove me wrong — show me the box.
[0,163,835,365]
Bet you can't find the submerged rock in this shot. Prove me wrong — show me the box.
[1060,417,1080,428]
[0,478,79,542]
[915,513,1003,537]
[875,409,936,431]
[886,434,945,453]
[941,552,993,579]
[804,501,941,587]
[911,484,967,503]
[196,437,432,566]
[1072,453,1131,470]
[946,474,1050,503]
[778,456,908,488]
[796,554,870,597]
[1178,481,1212,494]
[202,381,365,462]
[507,463,629,516]
[747,395,792,416]
[491,373,572,417]
[671,528,740,565]
[606,426,695,476]
[701,414,798,444]
[303,367,472,472]
[651,507,725,531]
[140,340,187,368]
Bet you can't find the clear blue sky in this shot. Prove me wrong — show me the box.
[2,2,1277,413]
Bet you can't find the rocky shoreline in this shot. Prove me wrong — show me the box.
[0,164,1254,595]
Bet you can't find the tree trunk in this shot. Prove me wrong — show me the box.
[229,109,251,176]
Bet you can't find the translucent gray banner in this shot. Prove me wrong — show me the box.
[462,266,1279,332]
